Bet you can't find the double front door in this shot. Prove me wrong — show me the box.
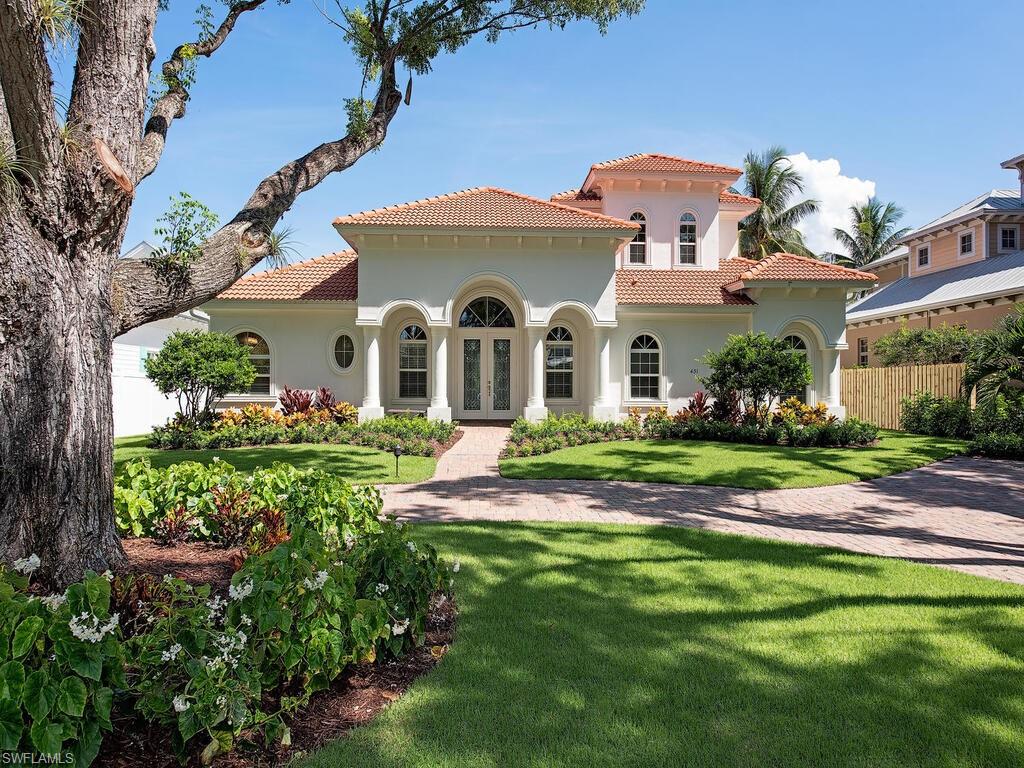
[457,332,516,419]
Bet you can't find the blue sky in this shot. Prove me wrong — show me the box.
[122,0,1023,260]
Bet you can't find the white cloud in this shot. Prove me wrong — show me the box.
[784,153,875,256]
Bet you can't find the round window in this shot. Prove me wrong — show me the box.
[334,333,355,370]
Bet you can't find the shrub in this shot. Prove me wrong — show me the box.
[278,386,315,415]
[0,566,123,765]
[969,432,1024,460]
[874,322,984,367]
[699,333,811,423]
[899,392,973,438]
[314,386,337,410]
[144,331,256,427]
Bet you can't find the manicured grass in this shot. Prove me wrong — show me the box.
[499,430,968,489]
[304,522,1024,768]
[113,435,435,484]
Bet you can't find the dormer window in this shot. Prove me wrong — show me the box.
[959,231,974,257]
[917,245,930,268]
[628,212,647,264]
[678,212,697,264]
[999,225,1019,253]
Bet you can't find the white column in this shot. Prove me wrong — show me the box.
[358,326,384,421]
[590,327,617,420]
[523,327,548,421]
[822,347,845,418]
[427,327,451,422]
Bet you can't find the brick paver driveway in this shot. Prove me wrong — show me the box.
[385,425,1024,584]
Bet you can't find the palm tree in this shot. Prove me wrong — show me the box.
[826,198,910,269]
[963,305,1024,408]
[738,146,819,259]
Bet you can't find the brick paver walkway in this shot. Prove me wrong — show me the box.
[385,425,1024,584]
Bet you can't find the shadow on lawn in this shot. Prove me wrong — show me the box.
[302,523,1024,768]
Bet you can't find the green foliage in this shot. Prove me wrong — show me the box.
[151,192,219,276]
[738,146,818,259]
[968,431,1024,459]
[0,568,123,765]
[144,331,256,425]
[826,197,910,270]
[873,322,983,366]
[899,392,974,439]
[900,387,1024,458]
[503,412,640,457]
[114,457,382,545]
[963,304,1024,408]
[698,333,812,420]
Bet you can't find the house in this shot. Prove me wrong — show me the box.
[844,154,1024,367]
[113,242,208,436]
[203,153,876,422]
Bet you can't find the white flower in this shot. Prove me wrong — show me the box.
[344,532,357,551]
[229,578,253,601]
[452,560,461,573]
[276,493,288,502]
[302,570,329,591]
[13,553,41,575]
[172,695,190,713]
[395,522,405,531]
[161,643,183,662]
[216,695,227,708]
[69,611,119,643]
[163,574,174,584]
[239,614,253,627]
[390,618,410,636]
[374,582,389,597]
[207,595,226,619]
[102,570,114,581]
[405,541,417,554]
[40,593,66,611]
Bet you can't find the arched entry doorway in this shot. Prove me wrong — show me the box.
[455,296,518,419]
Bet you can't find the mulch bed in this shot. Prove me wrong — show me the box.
[432,428,463,459]
[100,540,457,767]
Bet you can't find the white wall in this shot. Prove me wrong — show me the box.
[112,314,207,436]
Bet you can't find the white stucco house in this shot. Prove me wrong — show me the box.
[203,153,876,422]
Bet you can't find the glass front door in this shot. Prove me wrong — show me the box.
[460,334,514,419]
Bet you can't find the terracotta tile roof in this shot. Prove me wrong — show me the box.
[549,187,602,202]
[615,259,758,306]
[729,252,877,284]
[719,190,761,206]
[217,251,358,301]
[590,153,742,176]
[333,187,637,231]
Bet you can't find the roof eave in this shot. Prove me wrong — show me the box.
[334,223,638,243]
[724,278,877,292]
[616,302,756,313]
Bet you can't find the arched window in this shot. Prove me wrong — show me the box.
[458,296,515,328]
[235,331,270,394]
[781,334,809,404]
[628,212,647,265]
[398,324,428,399]
[545,326,574,400]
[333,333,355,371]
[678,212,697,264]
[629,334,661,400]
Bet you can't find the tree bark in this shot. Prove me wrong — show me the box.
[0,207,126,587]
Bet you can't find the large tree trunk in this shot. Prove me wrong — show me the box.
[0,211,127,587]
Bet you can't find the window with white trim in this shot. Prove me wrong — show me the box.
[629,334,660,399]
[678,212,697,264]
[398,325,428,399]
[1000,226,1019,252]
[235,331,270,394]
[627,212,647,264]
[333,333,355,370]
[917,245,930,267]
[544,326,574,400]
[959,231,974,256]
[857,338,869,366]
[781,334,809,403]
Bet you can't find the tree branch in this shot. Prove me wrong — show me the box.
[136,0,266,184]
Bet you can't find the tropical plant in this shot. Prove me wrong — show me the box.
[963,305,1024,408]
[825,197,910,269]
[873,322,982,366]
[738,146,819,259]
[144,331,256,426]
[278,386,315,415]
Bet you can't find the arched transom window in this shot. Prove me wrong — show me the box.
[458,296,515,328]
[629,334,661,400]
[398,324,428,399]
[545,326,574,400]
[235,331,270,394]
[678,212,697,264]
[628,212,647,265]
[781,334,809,403]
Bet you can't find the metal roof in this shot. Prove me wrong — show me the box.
[847,249,1024,321]
[902,190,1024,241]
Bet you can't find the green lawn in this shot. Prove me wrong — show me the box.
[499,431,968,489]
[113,435,436,484]
[305,522,1024,768]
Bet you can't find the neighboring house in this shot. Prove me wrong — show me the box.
[113,242,208,436]
[844,154,1024,367]
[203,153,875,421]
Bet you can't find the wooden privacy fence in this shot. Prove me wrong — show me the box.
[840,363,968,430]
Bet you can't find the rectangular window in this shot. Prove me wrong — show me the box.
[1000,226,1019,252]
[857,338,868,366]
[399,342,427,398]
[959,231,974,256]
[629,351,660,399]
[545,342,574,400]
[917,245,930,267]
[628,241,646,264]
